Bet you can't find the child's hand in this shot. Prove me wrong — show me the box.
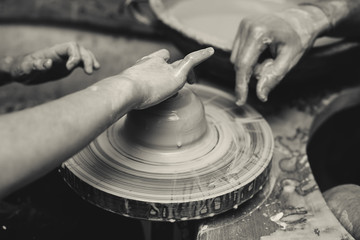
[9,42,100,84]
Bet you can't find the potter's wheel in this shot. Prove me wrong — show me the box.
[62,84,273,222]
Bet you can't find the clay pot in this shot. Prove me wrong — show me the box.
[123,87,207,149]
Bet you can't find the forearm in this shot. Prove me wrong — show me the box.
[0,76,136,198]
[299,0,360,37]
[0,47,213,198]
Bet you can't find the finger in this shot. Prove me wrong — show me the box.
[256,46,299,102]
[19,61,34,75]
[79,47,94,74]
[43,59,53,69]
[231,19,252,64]
[32,59,53,71]
[171,59,181,67]
[234,36,269,106]
[88,51,100,69]
[63,42,81,70]
[52,42,98,72]
[234,70,249,106]
[174,47,214,77]
[187,69,197,84]
[172,59,196,84]
[254,59,274,102]
[230,22,244,63]
[254,58,274,80]
[230,35,241,63]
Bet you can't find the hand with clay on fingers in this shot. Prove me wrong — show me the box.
[230,5,331,106]
[119,47,214,110]
[0,47,213,199]
[5,41,100,84]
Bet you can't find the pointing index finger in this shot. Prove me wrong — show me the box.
[174,47,214,77]
[234,35,270,106]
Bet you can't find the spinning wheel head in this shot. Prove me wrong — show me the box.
[62,84,274,222]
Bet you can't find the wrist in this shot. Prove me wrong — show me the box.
[297,5,333,36]
[275,6,332,47]
[90,76,140,121]
[299,1,350,29]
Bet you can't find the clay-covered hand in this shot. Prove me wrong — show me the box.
[230,6,331,105]
[8,42,100,84]
[121,47,214,109]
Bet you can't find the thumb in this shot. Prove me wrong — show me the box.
[256,47,301,101]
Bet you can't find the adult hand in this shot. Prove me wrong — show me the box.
[120,47,214,109]
[230,6,331,105]
[9,42,100,84]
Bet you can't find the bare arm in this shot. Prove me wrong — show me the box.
[300,0,360,37]
[0,47,214,199]
[231,0,360,106]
